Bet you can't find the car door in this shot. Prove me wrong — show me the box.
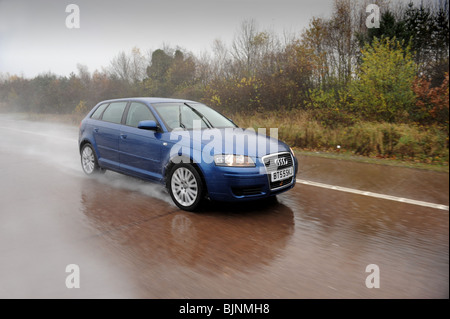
[119,102,162,180]
[92,101,127,170]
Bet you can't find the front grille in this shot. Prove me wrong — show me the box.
[263,152,293,172]
[262,152,295,190]
[232,186,264,197]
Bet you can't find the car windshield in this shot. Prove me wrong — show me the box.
[152,102,237,131]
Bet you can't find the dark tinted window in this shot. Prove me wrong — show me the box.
[126,102,156,127]
[101,102,127,124]
[90,103,108,120]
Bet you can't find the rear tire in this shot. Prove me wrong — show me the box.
[80,143,104,175]
[167,164,204,211]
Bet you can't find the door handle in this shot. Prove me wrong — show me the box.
[93,128,99,133]
[120,133,127,139]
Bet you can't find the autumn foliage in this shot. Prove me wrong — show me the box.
[412,73,449,129]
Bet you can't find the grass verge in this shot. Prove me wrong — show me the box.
[293,149,449,173]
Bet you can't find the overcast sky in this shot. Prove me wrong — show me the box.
[1,0,427,78]
[0,0,342,77]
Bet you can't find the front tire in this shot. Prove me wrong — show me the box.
[167,164,204,211]
[80,143,103,175]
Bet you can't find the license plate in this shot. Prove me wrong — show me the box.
[271,167,294,182]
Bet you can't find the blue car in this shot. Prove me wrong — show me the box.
[79,97,298,211]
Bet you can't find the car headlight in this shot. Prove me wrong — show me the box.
[214,154,255,167]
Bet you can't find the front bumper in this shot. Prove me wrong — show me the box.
[204,152,298,202]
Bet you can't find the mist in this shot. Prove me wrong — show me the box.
[0,113,173,205]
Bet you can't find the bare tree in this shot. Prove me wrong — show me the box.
[301,17,330,86]
[108,47,147,83]
[195,50,213,86]
[76,63,90,85]
[231,19,276,77]
[129,47,147,83]
[210,38,232,80]
[327,0,357,85]
[109,51,131,82]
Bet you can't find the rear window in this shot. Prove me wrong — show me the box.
[101,102,128,124]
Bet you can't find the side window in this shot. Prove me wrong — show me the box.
[101,102,127,124]
[90,103,108,120]
[126,102,156,127]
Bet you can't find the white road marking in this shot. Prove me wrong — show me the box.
[298,179,449,211]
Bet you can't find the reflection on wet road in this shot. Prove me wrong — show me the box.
[0,115,448,298]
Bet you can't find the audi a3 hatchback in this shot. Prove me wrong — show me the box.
[79,97,298,211]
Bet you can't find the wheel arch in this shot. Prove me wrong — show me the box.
[79,138,92,154]
[164,155,209,196]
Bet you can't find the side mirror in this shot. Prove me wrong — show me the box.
[138,120,158,131]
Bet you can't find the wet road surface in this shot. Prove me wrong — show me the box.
[0,115,448,298]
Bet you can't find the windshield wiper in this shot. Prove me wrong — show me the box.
[184,103,214,129]
[178,105,186,129]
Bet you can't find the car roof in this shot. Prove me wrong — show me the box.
[99,97,198,105]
